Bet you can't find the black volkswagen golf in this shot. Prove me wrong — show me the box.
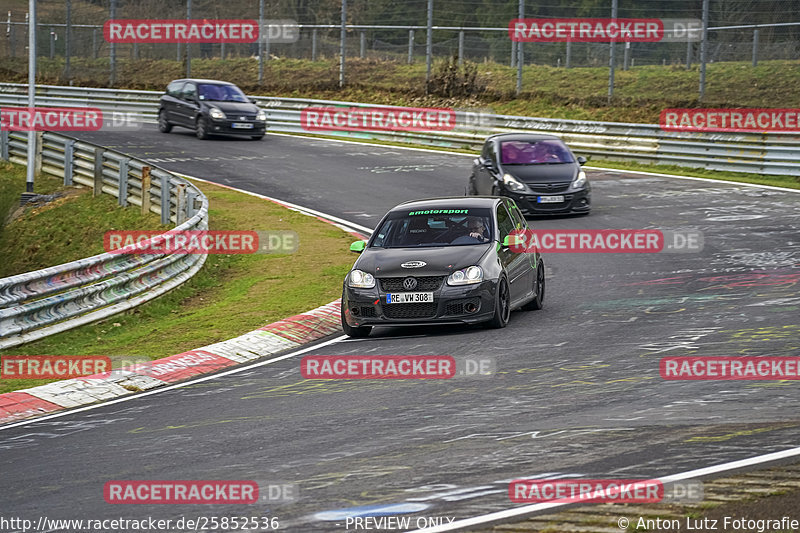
[158,78,267,140]
[469,133,591,215]
[341,197,545,337]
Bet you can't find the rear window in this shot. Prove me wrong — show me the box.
[372,208,493,248]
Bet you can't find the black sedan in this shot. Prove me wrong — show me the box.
[158,78,267,140]
[341,196,545,337]
[469,133,591,215]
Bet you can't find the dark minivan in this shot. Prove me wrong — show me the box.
[158,78,267,140]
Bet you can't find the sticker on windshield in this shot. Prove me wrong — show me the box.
[408,209,469,216]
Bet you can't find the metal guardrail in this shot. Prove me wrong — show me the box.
[0,129,209,349]
[1,82,799,176]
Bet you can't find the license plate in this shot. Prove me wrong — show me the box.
[386,292,434,304]
[537,195,564,203]
[232,122,254,129]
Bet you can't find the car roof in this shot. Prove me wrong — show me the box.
[168,78,237,86]
[486,132,563,143]
[390,196,503,212]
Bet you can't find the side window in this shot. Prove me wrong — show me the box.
[496,204,515,241]
[166,81,185,98]
[181,83,197,101]
[481,141,496,164]
[509,202,528,230]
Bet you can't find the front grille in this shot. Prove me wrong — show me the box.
[379,276,445,292]
[359,306,377,318]
[527,181,572,194]
[383,302,437,319]
[445,297,481,316]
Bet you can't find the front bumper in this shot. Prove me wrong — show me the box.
[208,118,267,136]
[342,279,498,328]
[505,186,591,215]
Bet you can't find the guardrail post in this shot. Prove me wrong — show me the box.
[63,140,75,185]
[93,147,104,196]
[34,132,43,177]
[118,158,129,206]
[176,182,187,224]
[0,130,8,161]
[187,190,198,219]
[141,166,151,215]
[160,173,170,224]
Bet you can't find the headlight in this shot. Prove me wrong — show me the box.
[348,269,375,289]
[256,109,268,121]
[572,170,587,189]
[447,265,484,286]
[209,108,226,120]
[503,173,527,193]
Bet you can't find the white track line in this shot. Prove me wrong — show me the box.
[410,444,800,532]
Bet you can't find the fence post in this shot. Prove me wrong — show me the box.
[623,41,630,70]
[49,27,55,59]
[312,28,318,61]
[360,31,365,58]
[221,41,226,59]
[566,39,571,68]
[458,30,464,66]
[752,29,759,67]
[141,166,151,215]
[63,139,75,185]
[407,29,414,64]
[160,173,171,224]
[118,158,129,207]
[93,28,98,59]
[0,130,8,161]
[176,183,187,224]
[93,147,105,196]
[10,25,15,58]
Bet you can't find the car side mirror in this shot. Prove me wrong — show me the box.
[350,240,366,253]
[249,97,257,104]
[577,156,588,165]
[502,234,523,249]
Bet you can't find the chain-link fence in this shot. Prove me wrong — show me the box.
[1,0,798,92]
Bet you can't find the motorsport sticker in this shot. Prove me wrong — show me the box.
[300,107,457,133]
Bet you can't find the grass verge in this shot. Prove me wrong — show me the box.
[0,172,357,395]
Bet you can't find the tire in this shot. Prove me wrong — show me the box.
[487,277,511,329]
[158,110,172,133]
[341,302,372,338]
[196,117,210,140]
[467,176,477,195]
[522,261,545,311]
[251,135,264,140]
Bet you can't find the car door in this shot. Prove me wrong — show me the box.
[495,202,530,304]
[176,82,200,127]
[162,81,185,124]
[474,140,499,195]
[508,200,536,298]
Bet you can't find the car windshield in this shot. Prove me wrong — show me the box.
[500,139,575,165]
[197,84,249,102]
[371,208,493,248]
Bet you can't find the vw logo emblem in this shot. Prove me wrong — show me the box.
[401,261,427,268]
[403,277,418,290]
